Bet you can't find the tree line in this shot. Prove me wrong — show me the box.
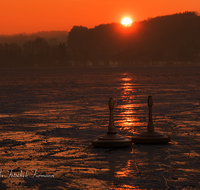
[68,11,200,66]
[1,12,200,68]
[0,37,70,68]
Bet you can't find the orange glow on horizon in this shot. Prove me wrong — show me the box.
[0,0,200,35]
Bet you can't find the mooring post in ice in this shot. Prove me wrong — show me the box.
[92,98,132,148]
[147,96,154,132]
[132,96,170,144]
[108,98,116,134]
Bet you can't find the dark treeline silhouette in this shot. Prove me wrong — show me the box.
[0,31,69,68]
[68,11,200,66]
[0,37,69,68]
[1,12,200,68]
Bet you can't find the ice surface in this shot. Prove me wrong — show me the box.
[0,66,200,189]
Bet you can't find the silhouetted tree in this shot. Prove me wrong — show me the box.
[68,12,200,65]
[22,37,50,67]
[1,12,200,68]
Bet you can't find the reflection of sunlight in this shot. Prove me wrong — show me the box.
[114,160,140,190]
[116,105,139,131]
[110,182,139,190]
[0,114,15,118]
[183,152,200,157]
[117,74,142,132]
[115,160,131,177]
[121,73,132,82]
[119,104,140,109]
[114,160,141,189]
[121,83,136,95]
[118,185,139,189]
[121,77,132,81]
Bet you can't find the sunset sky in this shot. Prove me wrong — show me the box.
[1,0,200,35]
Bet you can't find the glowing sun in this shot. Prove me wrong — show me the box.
[121,17,132,26]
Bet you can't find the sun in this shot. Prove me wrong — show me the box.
[121,17,132,27]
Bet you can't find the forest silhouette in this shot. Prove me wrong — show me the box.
[0,12,200,68]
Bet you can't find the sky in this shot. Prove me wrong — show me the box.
[1,0,200,35]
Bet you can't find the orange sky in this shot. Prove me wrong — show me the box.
[1,0,200,35]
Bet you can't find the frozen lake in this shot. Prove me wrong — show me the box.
[0,66,200,189]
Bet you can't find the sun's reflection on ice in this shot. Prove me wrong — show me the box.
[116,74,143,133]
